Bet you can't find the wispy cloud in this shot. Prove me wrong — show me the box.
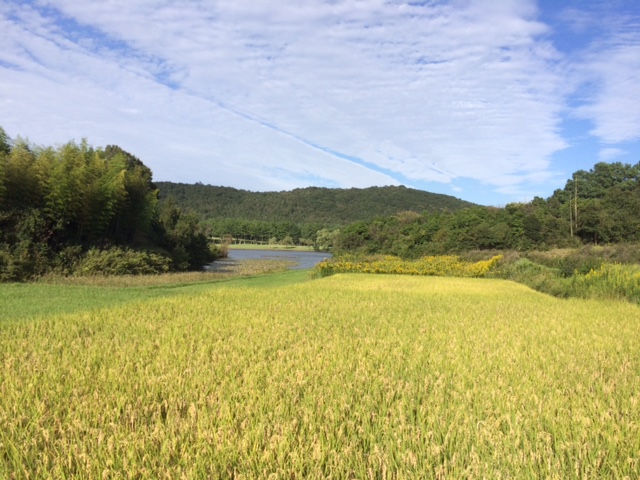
[574,39,640,144]
[1,1,638,204]
[599,147,625,161]
[559,4,640,145]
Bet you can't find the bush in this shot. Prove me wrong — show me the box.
[526,244,640,278]
[0,240,52,282]
[598,243,640,264]
[51,245,84,276]
[281,235,294,246]
[209,243,229,260]
[0,245,14,282]
[496,258,571,298]
[490,253,640,304]
[74,247,171,276]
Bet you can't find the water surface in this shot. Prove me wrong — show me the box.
[207,249,332,271]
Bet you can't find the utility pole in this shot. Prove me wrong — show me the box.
[569,192,573,238]
[574,175,578,235]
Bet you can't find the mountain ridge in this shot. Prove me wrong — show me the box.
[156,182,477,225]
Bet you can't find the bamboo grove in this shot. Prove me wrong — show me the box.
[0,127,214,280]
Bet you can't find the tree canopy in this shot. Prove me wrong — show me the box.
[156,181,476,247]
[156,182,475,224]
[157,161,640,254]
[329,161,640,257]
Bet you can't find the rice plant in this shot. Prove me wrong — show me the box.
[1,274,639,478]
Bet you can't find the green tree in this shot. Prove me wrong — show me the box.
[3,138,40,211]
[315,228,340,252]
[41,141,89,240]
[78,151,127,242]
[281,235,294,246]
[0,126,10,156]
[0,127,10,207]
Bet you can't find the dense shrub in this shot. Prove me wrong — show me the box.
[526,244,640,276]
[493,254,640,304]
[492,258,572,298]
[0,240,52,282]
[209,243,229,260]
[51,245,84,276]
[74,247,171,276]
[0,245,13,282]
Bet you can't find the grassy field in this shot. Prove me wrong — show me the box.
[1,273,639,478]
[0,262,305,322]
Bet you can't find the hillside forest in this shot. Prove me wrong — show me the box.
[0,128,215,281]
[159,161,640,256]
[330,161,640,258]
[156,182,475,248]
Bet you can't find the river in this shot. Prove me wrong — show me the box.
[206,249,332,271]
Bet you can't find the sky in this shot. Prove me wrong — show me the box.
[1,0,639,206]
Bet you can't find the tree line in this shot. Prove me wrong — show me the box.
[160,161,640,255]
[203,218,328,246]
[156,181,475,247]
[0,127,214,280]
[156,182,474,224]
[331,161,640,257]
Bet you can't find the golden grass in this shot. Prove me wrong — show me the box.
[1,274,639,478]
[315,254,502,278]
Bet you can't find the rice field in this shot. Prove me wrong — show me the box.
[1,274,639,478]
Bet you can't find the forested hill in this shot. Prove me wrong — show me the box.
[156,182,476,224]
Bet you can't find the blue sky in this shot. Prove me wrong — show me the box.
[1,0,638,206]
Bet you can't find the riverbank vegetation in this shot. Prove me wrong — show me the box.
[227,243,315,251]
[314,254,503,278]
[1,274,638,477]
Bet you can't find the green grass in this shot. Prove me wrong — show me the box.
[0,266,309,322]
[1,274,639,478]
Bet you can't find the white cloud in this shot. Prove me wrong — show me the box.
[575,41,640,144]
[598,147,625,161]
[3,0,635,204]
[562,6,640,145]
